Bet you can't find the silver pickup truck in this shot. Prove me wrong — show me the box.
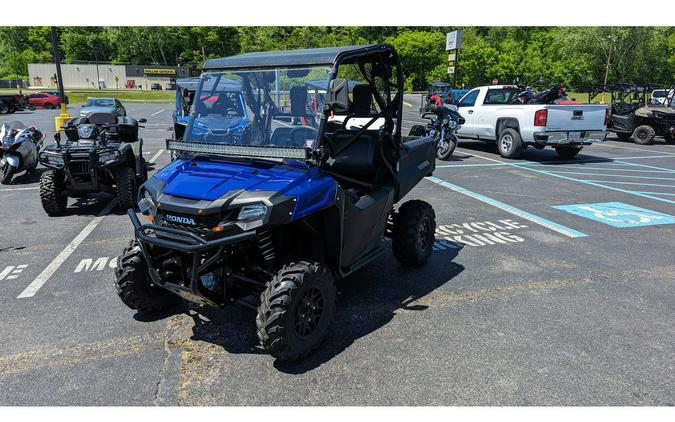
[454,85,608,159]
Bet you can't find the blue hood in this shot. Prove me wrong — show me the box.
[155,159,308,201]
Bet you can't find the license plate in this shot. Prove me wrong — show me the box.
[568,132,581,140]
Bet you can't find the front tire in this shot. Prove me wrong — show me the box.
[632,125,656,145]
[39,170,67,215]
[497,128,524,158]
[392,200,436,267]
[256,262,336,361]
[0,162,15,184]
[555,146,582,160]
[436,137,457,160]
[115,167,136,210]
[44,103,54,110]
[114,240,179,313]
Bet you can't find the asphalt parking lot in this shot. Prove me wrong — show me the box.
[0,100,673,405]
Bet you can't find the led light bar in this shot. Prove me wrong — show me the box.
[166,140,307,160]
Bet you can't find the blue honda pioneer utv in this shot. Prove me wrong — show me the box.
[114,44,437,360]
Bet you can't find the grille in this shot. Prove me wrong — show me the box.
[69,160,90,175]
[158,212,222,237]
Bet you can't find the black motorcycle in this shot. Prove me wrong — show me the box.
[409,105,465,160]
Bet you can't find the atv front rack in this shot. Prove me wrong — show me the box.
[128,209,257,306]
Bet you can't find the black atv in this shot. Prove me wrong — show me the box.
[114,44,439,361]
[591,84,675,145]
[38,112,148,215]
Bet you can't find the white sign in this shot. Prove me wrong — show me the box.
[448,52,456,62]
[446,30,463,51]
[447,66,456,74]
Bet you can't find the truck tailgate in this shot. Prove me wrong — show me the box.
[545,105,607,131]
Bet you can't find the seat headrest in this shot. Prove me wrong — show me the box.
[351,84,373,117]
[290,85,307,117]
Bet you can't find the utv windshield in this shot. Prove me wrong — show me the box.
[183,66,330,157]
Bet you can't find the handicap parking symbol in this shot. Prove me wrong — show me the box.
[552,202,675,228]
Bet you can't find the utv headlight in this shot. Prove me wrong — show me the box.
[138,189,157,216]
[77,124,97,139]
[98,150,120,164]
[237,203,268,221]
[43,153,64,166]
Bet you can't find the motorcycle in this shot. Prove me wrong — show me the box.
[408,105,465,160]
[0,121,45,184]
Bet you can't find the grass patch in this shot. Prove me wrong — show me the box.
[0,88,175,104]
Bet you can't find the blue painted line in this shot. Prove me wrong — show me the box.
[501,163,675,206]
[540,166,675,173]
[635,191,675,197]
[613,160,675,174]
[549,171,675,181]
[583,180,675,188]
[436,154,675,169]
[425,176,587,238]
[552,202,675,228]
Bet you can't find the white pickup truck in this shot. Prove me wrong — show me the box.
[453,85,608,159]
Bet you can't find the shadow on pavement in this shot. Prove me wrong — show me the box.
[158,246,465,372]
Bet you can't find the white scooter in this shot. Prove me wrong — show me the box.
[0,121,45,184]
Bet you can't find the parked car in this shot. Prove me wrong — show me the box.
[26,92,61,109]
[150,83,162,90]
[38,91,69,104]
[80,98,126,117]
[453,85,608,159]
[0,94,26,114]
[165,82,176,90]
[651,88,674,107]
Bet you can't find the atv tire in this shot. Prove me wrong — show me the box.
[0,162,15,184]
[39,170,67,215]
[664,131,674,145]
[115,240,179,313]
[115,167,136,210]
[554,146,582,160]
[632,125,656,145]
[392,200,436,267]
[256,261,336,361]
[497,128,524,159]
[615,132,632,141]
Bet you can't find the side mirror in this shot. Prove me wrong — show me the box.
[54,132,61,148]
[138,118,147,123]
[327,78,349,114]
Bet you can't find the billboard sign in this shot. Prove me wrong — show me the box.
[446,31,463,51]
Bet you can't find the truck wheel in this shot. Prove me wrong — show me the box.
[497,128,524,158]
[256,261,336,361]
[392,200,436,267]
[115,167,137,210]
[632,125,655,145]
[616,132,632,141]
[115,240,179,313]
[554,146,582,160]
[0,162,15,184]
[39,170,67,215]
[436,138,457,160]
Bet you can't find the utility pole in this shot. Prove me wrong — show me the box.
[601,34,616,104]
[51,26,70,132]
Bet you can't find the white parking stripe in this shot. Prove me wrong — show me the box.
[0,187,39,192]
[596,142,675,156]
[150,109,166,116]
[17,200,117,299]
[149,149,164,163]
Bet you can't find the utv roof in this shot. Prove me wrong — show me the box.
[203,44,392,70]
[176,77,200,91]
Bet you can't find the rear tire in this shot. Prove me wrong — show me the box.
[554,146,582,160]
[392,200,436,267]
[497,128,524,158]
[44,103,54,110]
[0,162,15,184]
[39,170,67,215]
[632,125,656,145]
[114,240,179,313]
[664,131,674,145]
[115,166,136,210]
[256,261,336,361]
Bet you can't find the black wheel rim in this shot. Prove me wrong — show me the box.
[418,215,431,250]
[637,130,648,140]
[294,287,324,339]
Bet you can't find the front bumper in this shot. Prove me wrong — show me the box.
[533,131,607,146]
[128,209,257,306]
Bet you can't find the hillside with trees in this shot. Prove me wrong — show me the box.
[0,26,672,90]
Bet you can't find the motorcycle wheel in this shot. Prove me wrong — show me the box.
[436,138,457,160]
[1,162,15,184]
